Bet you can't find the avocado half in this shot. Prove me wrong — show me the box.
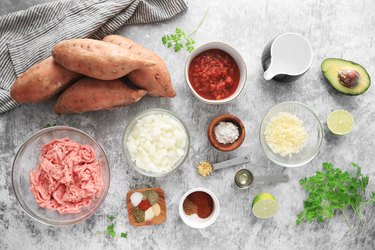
[321,58,371,95]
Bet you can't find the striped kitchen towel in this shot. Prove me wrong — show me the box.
[0,0,187,113]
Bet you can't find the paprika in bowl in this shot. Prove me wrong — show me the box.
[185,42,247,104]
[179,187,220,228]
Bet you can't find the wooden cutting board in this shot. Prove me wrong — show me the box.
[126,187,167,227]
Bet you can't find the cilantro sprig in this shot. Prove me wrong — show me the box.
[99,215,127,239]
[162,10,208,53]
[162,28,196,53]
[106,224,116,238]
[297,162,375,227]
[44,122,57,128]
[120,232,127,238]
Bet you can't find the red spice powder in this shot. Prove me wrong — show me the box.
[138,199,151,211]
[185,191,214,218]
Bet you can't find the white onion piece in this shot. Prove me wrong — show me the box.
[126,114,187,173]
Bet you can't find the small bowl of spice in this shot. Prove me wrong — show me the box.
[208,114,245,151]
[179,187,220,229]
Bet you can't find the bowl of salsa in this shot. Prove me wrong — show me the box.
[185,42,247,104]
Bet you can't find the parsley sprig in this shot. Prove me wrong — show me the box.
[106,223,116,238]
[44,122,57,128]
[162,10,208,53]
[297,162,375,227]
[99,215,127,239]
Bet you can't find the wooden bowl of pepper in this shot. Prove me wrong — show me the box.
[208,114,245,152]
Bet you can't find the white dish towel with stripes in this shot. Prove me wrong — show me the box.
[0,0,187,113]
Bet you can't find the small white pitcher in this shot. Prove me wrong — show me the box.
[261,33,313,82]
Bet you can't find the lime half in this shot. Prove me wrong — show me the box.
[251,192,279,219]
[327,110,354,135]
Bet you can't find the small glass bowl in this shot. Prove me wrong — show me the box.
[122,108,190,177]
[259,101,323,167]
[12,126,110,226]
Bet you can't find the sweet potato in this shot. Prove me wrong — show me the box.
[10,57,81,103]
[54,78,147,114]
[103,35,176,97]
[52,39,155,80]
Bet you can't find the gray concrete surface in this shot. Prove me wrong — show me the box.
[1,0,375,249]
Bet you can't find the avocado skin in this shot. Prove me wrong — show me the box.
[321,58,371,96]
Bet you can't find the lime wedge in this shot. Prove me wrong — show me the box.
[251,192,279,219]
[327,110,354,135]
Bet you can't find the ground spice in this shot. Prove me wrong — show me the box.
[183,198,198,215]
[143,190,159,205]
[138,199,151,211]
[214,121,239,144]
[184,191,214,218]
[133,207,145,223]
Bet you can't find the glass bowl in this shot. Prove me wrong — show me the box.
[12,126,110,226]
[122,108,190,177]
[259,101,323,167]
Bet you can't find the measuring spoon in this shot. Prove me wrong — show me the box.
[198,155,250,177]
[234,168,289,189]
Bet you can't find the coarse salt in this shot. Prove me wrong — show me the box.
[214,121,239,144]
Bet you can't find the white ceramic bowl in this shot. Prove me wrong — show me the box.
[179,187,220,229]
[185,42,247,104]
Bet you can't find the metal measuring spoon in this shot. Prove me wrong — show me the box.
[197,155,250,177]
[234,169,289,189]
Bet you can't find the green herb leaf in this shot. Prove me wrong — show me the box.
[120,232,127,238]
[106,224,116,238]
[107,215,115,222]
[296,162,375,227]
[161,9,208,53]
[44,122,57,128]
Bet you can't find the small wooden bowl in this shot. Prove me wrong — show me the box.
[208,114,245,152]
[126,187,167,227]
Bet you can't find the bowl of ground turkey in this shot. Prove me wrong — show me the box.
[12,126,110,226]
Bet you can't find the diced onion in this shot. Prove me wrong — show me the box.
[126,114,188,173]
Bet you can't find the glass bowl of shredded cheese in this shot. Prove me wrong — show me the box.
[259,101,323,167]
[123,109,190,177]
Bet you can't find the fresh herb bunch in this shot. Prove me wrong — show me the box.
[297,162,375,227]
[162,10,208,53]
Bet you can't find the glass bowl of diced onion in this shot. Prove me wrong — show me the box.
[259,101,323,168]
[122,108,190,177]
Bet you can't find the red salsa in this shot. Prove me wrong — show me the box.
[188,49,240,100]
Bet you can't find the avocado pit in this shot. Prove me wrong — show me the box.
[338,69,360,88]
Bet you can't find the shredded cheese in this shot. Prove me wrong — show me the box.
[264,112,309,157]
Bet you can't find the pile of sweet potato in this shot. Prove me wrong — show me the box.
[10,35,176,114]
